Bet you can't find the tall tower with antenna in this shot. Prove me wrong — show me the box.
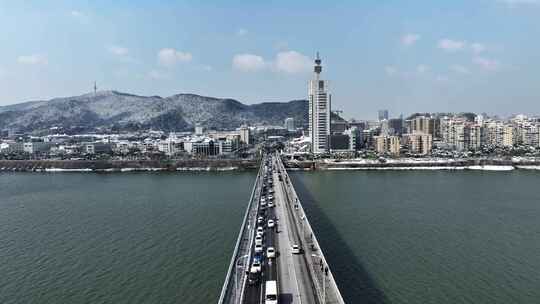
[308,52,331,154]
[94,81,97,95]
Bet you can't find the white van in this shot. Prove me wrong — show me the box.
[265,280,278,304]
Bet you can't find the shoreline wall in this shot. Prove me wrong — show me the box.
[284,159,540,171]
[0,159,259,172]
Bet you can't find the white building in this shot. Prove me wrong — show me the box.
[284,118,295,132]
[308,53,331,154]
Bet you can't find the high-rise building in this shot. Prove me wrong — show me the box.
[284,118,295,132]
[388,118,404,136]
[403,133,433,155]
[503,125,515,147]
[238,125,250,145]
[483,121,504,147]
[410,116,435,137]
[374,135,400,156]
[378,110,389,121]
[309,53,331,154]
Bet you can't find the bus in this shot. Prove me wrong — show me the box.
[265,280,278,304]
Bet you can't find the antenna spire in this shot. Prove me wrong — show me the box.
[94,81,97,95]
[314,52,322,74]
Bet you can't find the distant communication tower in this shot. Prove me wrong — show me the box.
[94,81,97,95]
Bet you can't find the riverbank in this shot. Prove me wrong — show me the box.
[0,159,258,172]
[284,157,540,171]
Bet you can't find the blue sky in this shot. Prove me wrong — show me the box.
[0,0,539,119]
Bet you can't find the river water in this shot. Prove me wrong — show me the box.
[1,170,539,303]
[290,170,540,304]
[0,172,255,304]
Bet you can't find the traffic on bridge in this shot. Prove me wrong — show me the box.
[218,153,345,304]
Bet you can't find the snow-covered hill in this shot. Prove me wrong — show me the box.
[0,91,308,133]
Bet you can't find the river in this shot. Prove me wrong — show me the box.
[1,170,539,303]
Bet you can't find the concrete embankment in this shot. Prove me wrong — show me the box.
[0,159,259,172]
[284,158,540,171]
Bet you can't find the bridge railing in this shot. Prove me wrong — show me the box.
[217,158,264,304]
[276,155,346,304]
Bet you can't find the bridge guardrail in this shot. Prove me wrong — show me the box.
[276,155,346,304]
[217,159,264,304]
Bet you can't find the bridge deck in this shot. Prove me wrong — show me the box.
[218,154,344,304]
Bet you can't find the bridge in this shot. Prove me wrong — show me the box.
[218,153,345,304]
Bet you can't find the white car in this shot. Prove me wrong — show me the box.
[268,195,274,200]
[267,220,275,228]
[256,231,264,238]
[266,247,276,258]
[257,216,264,224]
[251,261,262,273]
[268,201,274,208]
[291,244,301,254]
[255,244,263,253]
[255,235,263,246]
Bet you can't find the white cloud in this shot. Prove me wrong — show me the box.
[232,54,267,72]
[450,65,470,74]
[438,39,467,52]
[471,43,486,54]
[236,28,248,36]
[401,33,421,46]
[385,66,398,76]
[232,51,312,74]
[108,45,129,56]
[274,51,311,74]
[158,48,192,67]
[416,64,429,73]
[17,54,48,65]
[473,57,500,71]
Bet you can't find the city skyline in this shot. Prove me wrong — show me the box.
[1,1,540,119]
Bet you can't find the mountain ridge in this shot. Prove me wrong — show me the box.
[0,91,309,134]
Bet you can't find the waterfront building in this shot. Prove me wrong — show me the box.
[308,53,331,154]
[483,121,505,147]
[84,142,113,154]
[23,142,54,154]
[521,124,540,147]
[503,125,515,147]
[403,133,433,155]
[374,135,400,156]
[329,134,351,152]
